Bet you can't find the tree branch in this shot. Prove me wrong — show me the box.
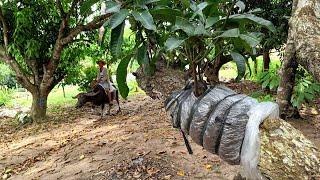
[0,7,10,50]
[61,13,112,45]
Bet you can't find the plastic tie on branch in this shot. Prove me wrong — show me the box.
[240,102,279,180]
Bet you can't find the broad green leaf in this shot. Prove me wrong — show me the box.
[194,23,209,36]
[132,10,157,31]
[218,28,240,38]
[105,1,121,14]
[229,14,276,32]
[175,17,195,36]
[164,37,185,51]
[136,44,148,66]
[205,16,219,28]
[116,56,131,99]
[240,34,260,48]
[145,0,160,4]
[236,1,246,12]
[230,51,246,81]
[109,9,129,29]
[181,0,190,8]
[110,22,125,57]
[80,0,99,15]
[150,8,182,22]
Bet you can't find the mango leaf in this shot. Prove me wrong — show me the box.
[205,16,219,28]
[105,1,121,14]
[132,10,157,31]
[236,1,246,12]
[164,37,185,51]
[150,8,182,22]
[144,0,160,4]
[116,56,131,99]
[240,34,260,48]
[228,14,276,32]
[110,22,125,57]
[230,51,246,81]
[136,44,148,66]
[218,28,240,38]
[109,9,129,29]
[175,17,195,36]
[80,0,99,15]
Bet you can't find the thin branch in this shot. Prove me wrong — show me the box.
[61,13,112,45]
[0,7,9,50]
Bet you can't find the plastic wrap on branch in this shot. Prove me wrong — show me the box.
[165,84,320,179]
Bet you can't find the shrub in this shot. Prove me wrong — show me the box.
[0,63,17,89]
[0,88,13,107]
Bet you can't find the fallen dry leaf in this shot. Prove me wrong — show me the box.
[177,170,185,177]
[79,155,85,160]
[205,164,212,171]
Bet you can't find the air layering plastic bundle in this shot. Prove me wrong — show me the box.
[165,83,280,179]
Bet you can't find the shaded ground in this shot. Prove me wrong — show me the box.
[1,82,319,179]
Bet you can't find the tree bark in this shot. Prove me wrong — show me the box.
[205,55,232,85]
[277,0,320,116]
[263,49,270,71]
[30,91,49,120]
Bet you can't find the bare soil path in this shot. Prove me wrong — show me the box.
[0,95,239,180]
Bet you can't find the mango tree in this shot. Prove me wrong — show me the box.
[0,0,119,119]
[116,0,275,98]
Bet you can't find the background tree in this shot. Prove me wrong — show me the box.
[0,0,117,119]
[276,0,320,118]
[243,0,292,72]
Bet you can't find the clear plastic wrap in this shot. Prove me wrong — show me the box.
[240,102,279,180]
[189,85,236,145]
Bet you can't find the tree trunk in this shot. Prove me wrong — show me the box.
[276,42,298,119]
[277,0,320,116]
[30,91,48,120]
[263,49,270,71]
[205,55,232,85]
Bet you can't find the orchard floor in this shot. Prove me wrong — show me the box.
[1,88,320,179]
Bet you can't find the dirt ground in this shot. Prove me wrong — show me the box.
[1,87,319,179]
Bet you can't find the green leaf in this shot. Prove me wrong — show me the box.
[80,0,99,15]
[218,28,240,38]
[105,1,121,14]
[136,44,148,66]
[240,34,260,48]
[194,23,209,36]
[230,52,246,81]
[109,9,129,29]
[150,8,182,23]
[132,10,157,31]
[205,16,219,28]
[229,14,276,32]
[235,1,246,12]
[164,37,185,51]
[262,79,270,89]
[116,56,131,99]
[174,17,195,36]
[144,0,160,4]
[110,22,125,57]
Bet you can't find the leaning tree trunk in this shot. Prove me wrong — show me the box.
[277,0,320,115]
[135,58,320,179]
